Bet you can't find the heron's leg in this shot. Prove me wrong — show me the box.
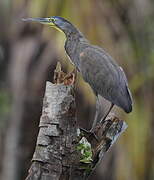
[90,96,100,132]
[71,68,77,86]
[79,96,100,140]
[100,103,114,124]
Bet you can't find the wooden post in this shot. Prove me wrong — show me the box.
[26,63,127,180]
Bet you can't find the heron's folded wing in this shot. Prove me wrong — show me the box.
[79,46,132,112]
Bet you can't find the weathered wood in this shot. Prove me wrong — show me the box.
[26,63,127,180]
[26,80,80,180]
[82,114,127,178]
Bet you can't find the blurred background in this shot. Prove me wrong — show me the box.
[0,0,154,180]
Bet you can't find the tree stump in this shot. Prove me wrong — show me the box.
[26,62,127,180]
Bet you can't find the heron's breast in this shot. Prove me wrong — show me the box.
[65,49,81,71]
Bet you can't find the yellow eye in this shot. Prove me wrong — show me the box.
[50,18,55,23]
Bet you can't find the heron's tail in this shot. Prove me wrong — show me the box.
[124,87,133,113]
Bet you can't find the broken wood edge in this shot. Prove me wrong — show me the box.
[77,113,127,178]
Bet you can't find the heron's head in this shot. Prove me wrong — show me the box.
[22,16,77,35]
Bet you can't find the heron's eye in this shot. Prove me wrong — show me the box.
[50,18,55,23]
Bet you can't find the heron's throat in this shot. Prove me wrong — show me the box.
[65,31,87,71]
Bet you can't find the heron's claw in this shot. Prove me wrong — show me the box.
[63,68,77,85]
[80,128,99,142]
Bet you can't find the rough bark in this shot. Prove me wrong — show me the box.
[26,63,127,180]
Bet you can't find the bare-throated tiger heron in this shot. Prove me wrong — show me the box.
[23,16,133,131]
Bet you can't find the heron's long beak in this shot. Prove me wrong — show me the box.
[22,17,55,26]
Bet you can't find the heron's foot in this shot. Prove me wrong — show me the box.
[80,128,99,142]
[63,68,77,85]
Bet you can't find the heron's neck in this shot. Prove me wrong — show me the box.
[65,30,88,56]
[65,31,84,47]
[64,31,88,70]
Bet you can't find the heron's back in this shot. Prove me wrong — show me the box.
[78,45,132,113]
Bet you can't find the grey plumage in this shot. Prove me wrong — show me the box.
[79,46,132,113]
[64,27,132,113]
